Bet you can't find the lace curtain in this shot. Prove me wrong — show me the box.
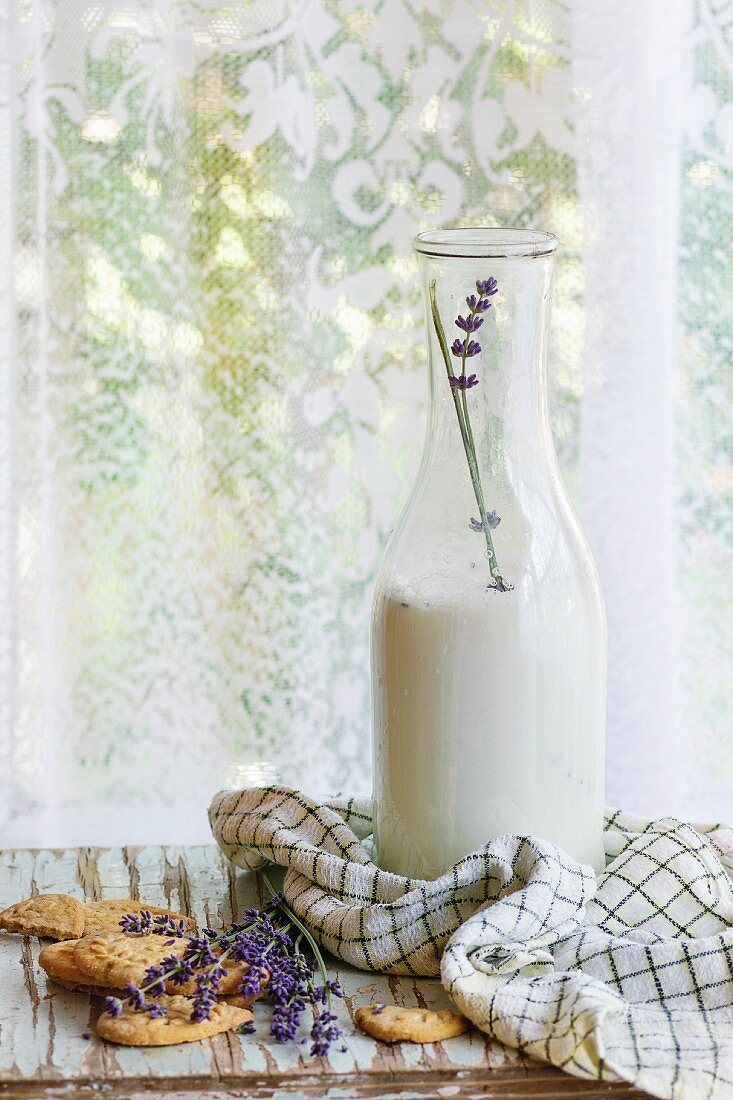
[0,0,730,844]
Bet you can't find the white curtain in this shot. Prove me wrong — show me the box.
[575,0,689,813]
[0,0,730,845]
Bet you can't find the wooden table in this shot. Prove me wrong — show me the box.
[0,844,647,1098]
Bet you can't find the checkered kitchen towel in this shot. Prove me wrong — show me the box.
[209,786,733,1100]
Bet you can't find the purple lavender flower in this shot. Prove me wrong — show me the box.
[269,955,301,1002]
[240,964,268,998]
[476,277,498,297]
[450,338,481,359]
[163,953,194,985]
[123,983,145,1010]
[271,996,305,1043]
[104,996,123,1019]
[142,965,167,998]
[119,910,153,934]
[450,374,478,390]
[470,512,501,532]
[184,936,218,967]
[118,909,185,937]
[466,294,492,312]
[102,876,343,1057]
[455,314,484,333]
[153,914,186,937]
[310,1010,342,1058]
[191,970,220,1022]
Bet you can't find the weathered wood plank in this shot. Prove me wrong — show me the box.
[0,1076,650,1100]
[0,846,645,1098]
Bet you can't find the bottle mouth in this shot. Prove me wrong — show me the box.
[414,227,558,259]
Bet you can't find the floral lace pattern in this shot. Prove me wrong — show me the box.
[0,0,730,832]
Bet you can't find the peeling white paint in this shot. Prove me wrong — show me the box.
[0,844,567,1098]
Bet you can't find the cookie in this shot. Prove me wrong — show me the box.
[83,900,195,936]
[354,1004,471,1044]
[0,894,86,940]
[97,994,251,1046]
[220,990,261,1009]
[39,940,116,996]
[74,931,191,990]
[73,929,258,998]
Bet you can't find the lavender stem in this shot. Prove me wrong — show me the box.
[260,867,330,996]
[429,279,509,591]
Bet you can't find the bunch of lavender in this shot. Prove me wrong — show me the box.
[430,276,511,592]
[103,879,345,1058]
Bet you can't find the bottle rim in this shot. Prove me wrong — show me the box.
[414,227,558,259]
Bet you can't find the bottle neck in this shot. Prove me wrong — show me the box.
[416,249,556,590]
[420,251,555,467]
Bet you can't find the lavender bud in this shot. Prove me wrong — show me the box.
[476,277,498,296]
[455,314,483,333]
[104,996,123,1019]
[119,910,152,934]
[123,983,145,1010]
[470,512,500,532]
[142,965,167,997]
[449,373,479,390]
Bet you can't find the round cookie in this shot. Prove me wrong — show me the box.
[83,900,195,936]
[39,940,116,996]
[0,894,86,940]
[74,931,191,989]
[354,1004,471,1044]
[97,994,251,1046]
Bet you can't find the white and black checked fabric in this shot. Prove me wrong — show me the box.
[209,786,733,1099]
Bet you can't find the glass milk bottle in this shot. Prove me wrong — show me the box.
[371,228,606,879]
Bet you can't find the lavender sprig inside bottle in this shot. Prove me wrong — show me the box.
[429,275,510,591]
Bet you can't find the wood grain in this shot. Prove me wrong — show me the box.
[0,845,648,1099]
